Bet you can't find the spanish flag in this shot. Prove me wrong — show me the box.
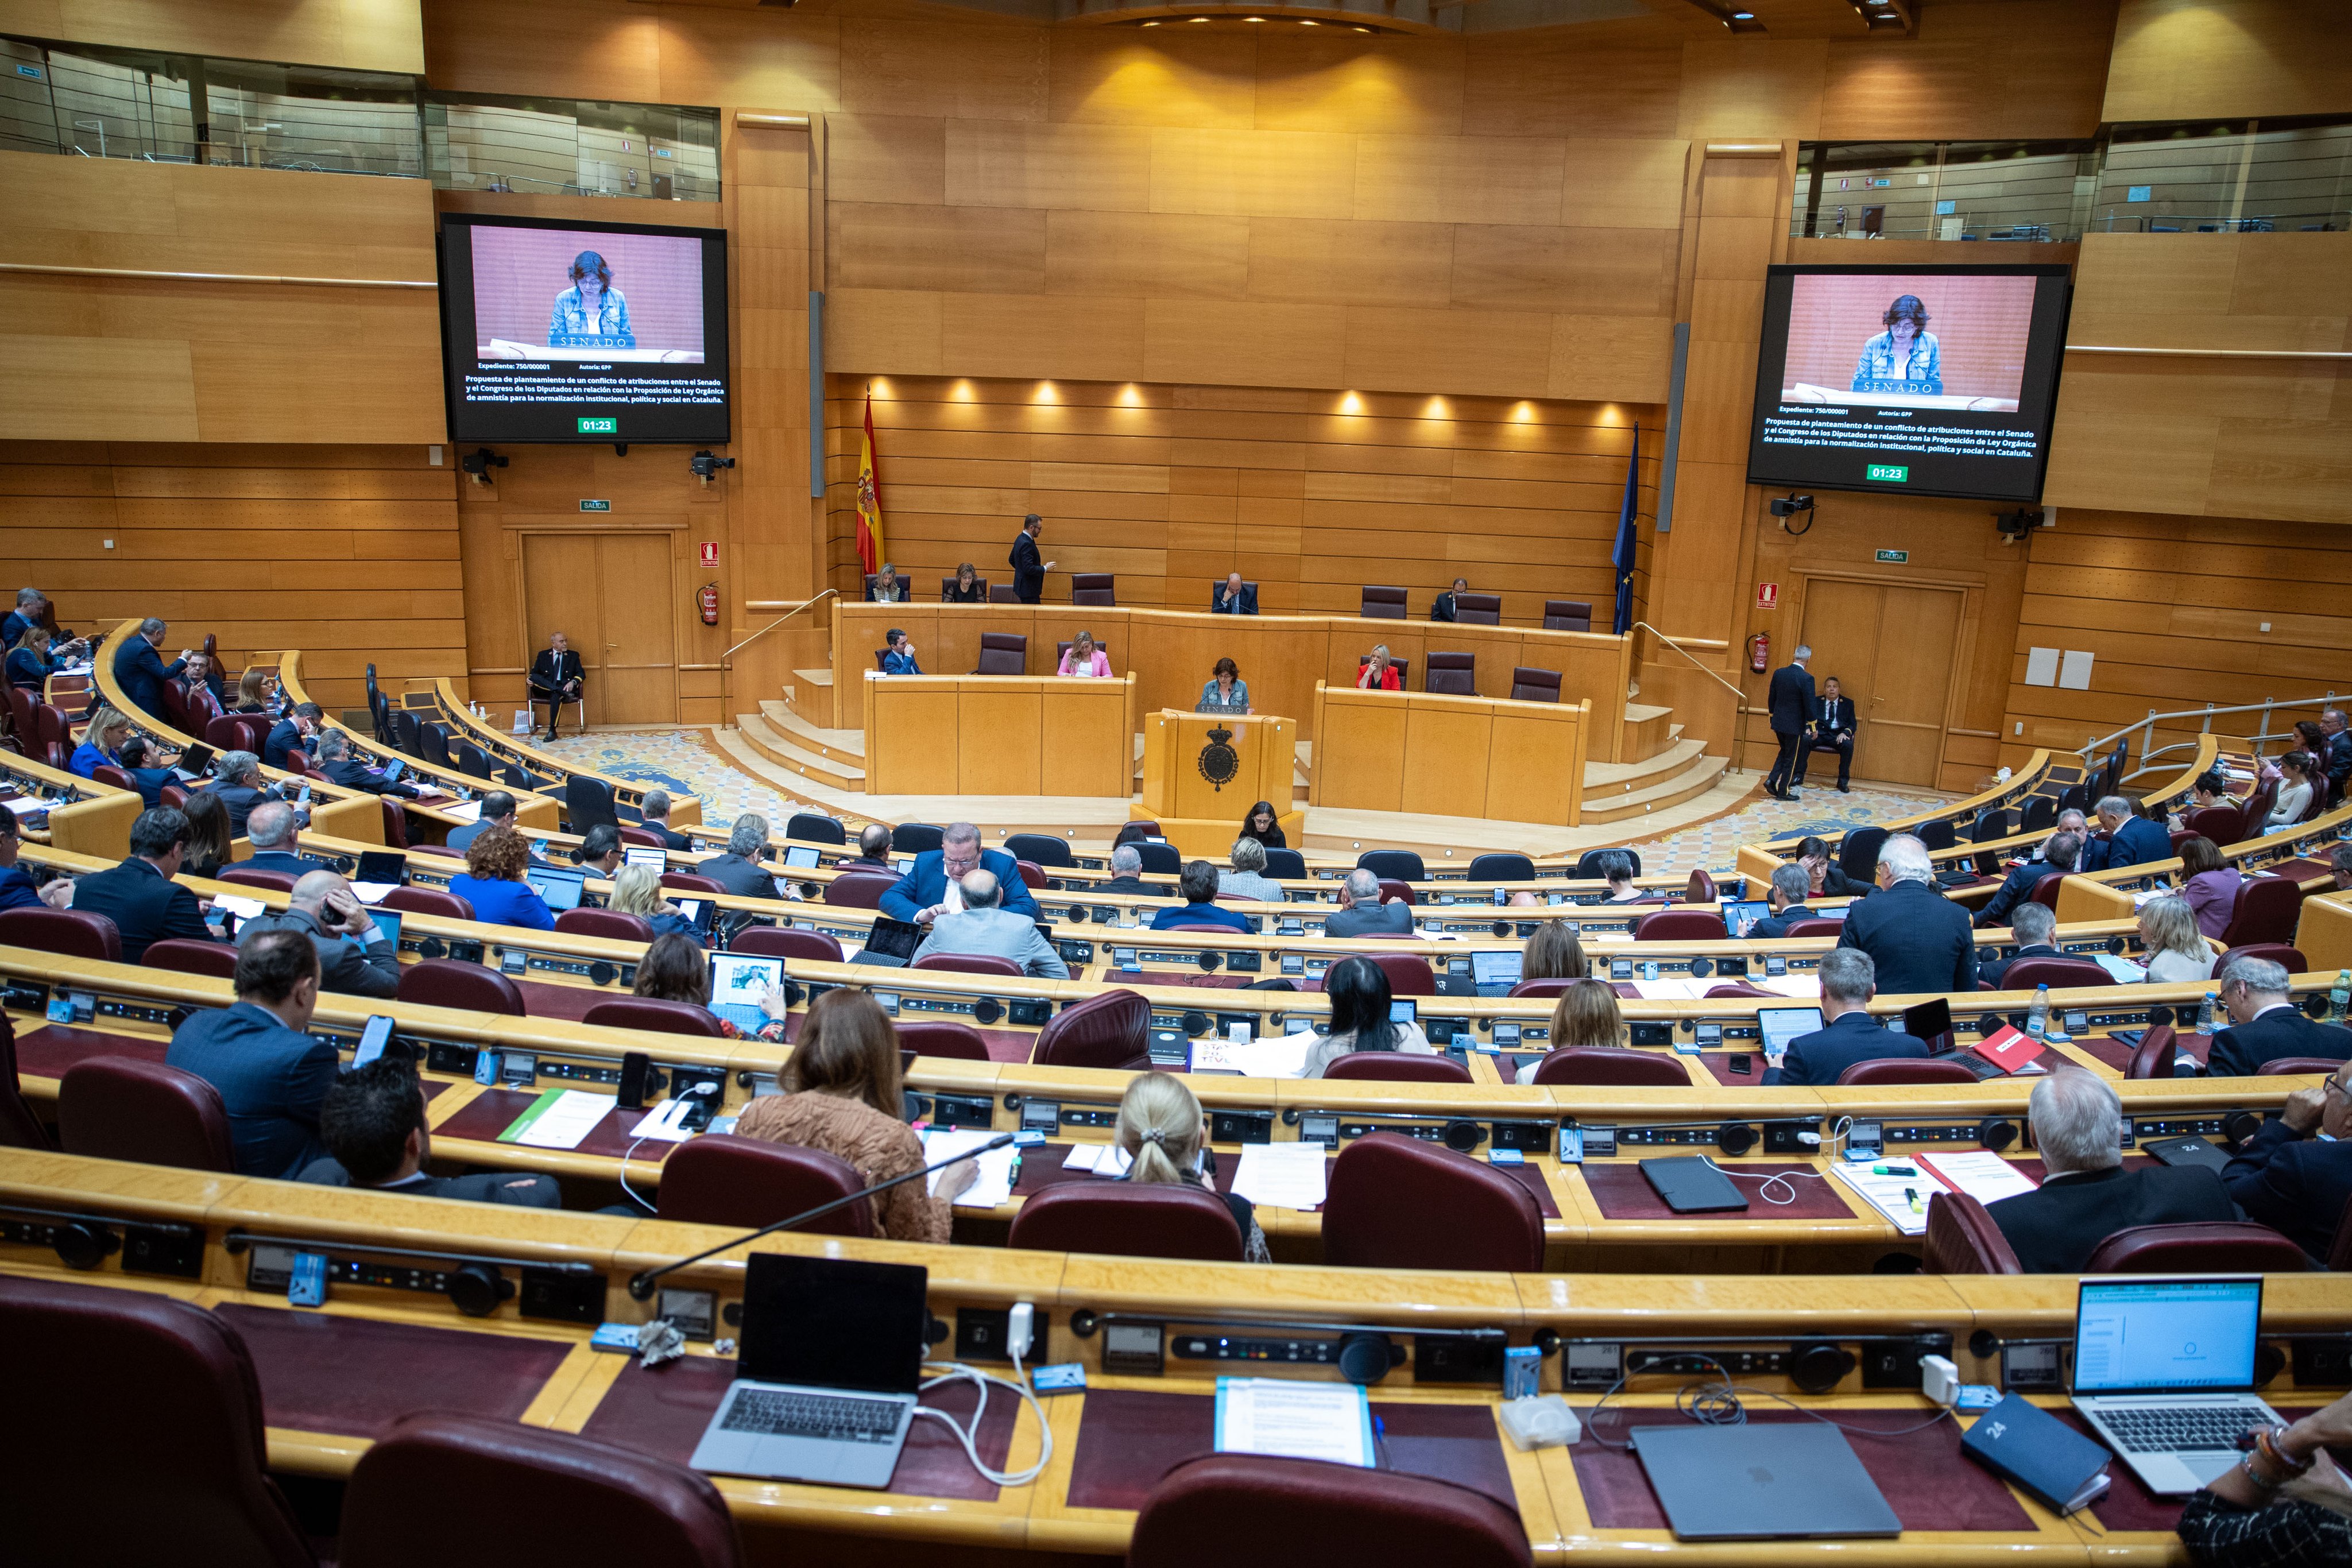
[854,393,886,576]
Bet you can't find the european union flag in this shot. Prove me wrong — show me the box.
[1611,423,1639,636]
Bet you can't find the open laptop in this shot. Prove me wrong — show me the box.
[524,864,588,912]
[354,850,409,889]
[853,916,925,967]
[1469,948,1522,997]
[170,742,215,783]
[1720,899,1771,938]
[2071,1275,2278,1495]
[1630,1424,1900,1539]
[623,845,668,870]
[689,1253,928,1488]
[709,951,784,1035]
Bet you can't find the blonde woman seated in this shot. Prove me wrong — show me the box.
[632,932,787,1040]
[1217,837,1285,903]
[1522,922,1589,983]
[1302,957,1436,1078]
[2138,895,2219,985]
[734,989,973,1241]
[608,864,706,947]
[1357,644,1401,691]
[1058,630,1109,677]
[1517,978,1626,1083]
[1113,1071,1269,1263]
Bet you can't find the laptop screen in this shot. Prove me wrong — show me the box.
[525,867,587,912]
[354,850,409,887]
[1720,899,1770,938]
[1469,950,1522,988]
[367,909,403,947]
[784,844,821,870]
[175,742,215,777]
[1757,1006,1823,1059]
[623,846,667,870]
[2073,1277,2262,1395]
[738,1253,929,1396]
[710,951,784,1006]
[864,917,924,962]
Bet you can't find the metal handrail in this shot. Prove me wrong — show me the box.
[2074,692,2341,774]
[723,589,838,661]
[1633,622,1745,704]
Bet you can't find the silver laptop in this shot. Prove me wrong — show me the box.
[2071,1275,2278,1495]
[707,951,784,1036]
[690,1253,928,1488]
[1631,1424,1900,1539]
[623,846,667,870]
[1469,948,1522,997]
[524,865,587,912]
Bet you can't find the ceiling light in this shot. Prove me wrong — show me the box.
[1299,16,1318,22]
[1188,13,1209,18]
[1352,24,1371,31]
[1245,14,1263,19]
[1732,9,1754,16]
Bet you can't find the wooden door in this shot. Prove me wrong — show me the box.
[521,534,601,721]
[1797,578,1960,789]
[593,534,678,725]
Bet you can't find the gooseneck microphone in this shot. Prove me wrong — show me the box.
[626,1130,1017,1300]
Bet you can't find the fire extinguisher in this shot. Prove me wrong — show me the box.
[698,583,720,627]
[1747,632,1770,673]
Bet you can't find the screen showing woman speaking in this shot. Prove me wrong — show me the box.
[438,214,731,444]
[1746,264,2071,503]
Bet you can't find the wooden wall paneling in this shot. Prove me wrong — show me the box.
[0,0,426,74]
[2103,0,2352,123]
[421,0,663,103]
[1459,19,1688,141]
[1819,0,2120,142]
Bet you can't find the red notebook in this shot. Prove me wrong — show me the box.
[1972,1024,2047,1075]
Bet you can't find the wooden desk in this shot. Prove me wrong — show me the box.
[1312,681,1591,827]
[862,673,1136,797]
[1137,708,1301,851]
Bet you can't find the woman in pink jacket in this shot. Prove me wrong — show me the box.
[1057,629,1110,677]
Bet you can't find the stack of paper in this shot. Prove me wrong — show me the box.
[1197,1033,1314,1078]
[1826,1161,1947,1237]
[440,799,483,823]
[498,1089,613,1150]
[2093,953,2149,983]
[1916,1149,2040,1205]
[1759,974,1823,997]
[1214,1378,1372,1466]
[924,1128,1018,1208]
[1229,1143,1329,1210]
[1060,1144,1135,1177]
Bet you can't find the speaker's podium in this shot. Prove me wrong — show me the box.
[1135,708,1302,858]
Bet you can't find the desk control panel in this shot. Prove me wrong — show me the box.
[1565,1334,1951,1393]
[1,1206,204,1279]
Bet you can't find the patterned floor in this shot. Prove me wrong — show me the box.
[543,727,1959,874]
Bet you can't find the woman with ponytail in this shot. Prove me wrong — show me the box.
[1113,1071,1269,1263]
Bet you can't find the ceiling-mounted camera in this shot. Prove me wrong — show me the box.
[459,448,508,486]
[690,450,736,486]
[1769,493,1815,535]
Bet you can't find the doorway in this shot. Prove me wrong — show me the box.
[1794,578,1962,788]
[521,533,678,726]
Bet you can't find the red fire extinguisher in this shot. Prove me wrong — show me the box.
[1747,632,1770,673]
[698,583,720,627]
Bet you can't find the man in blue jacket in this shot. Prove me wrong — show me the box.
[2222,1060,2352,1261]
[66,806,219,963]
[165,928,338,1178]
[110,617,189,717]
[1765,949,1928,1086]
[263,702,323,769]
[1836,834,1978,995]
[2081,795,2170,872]
[881,820,1038,926]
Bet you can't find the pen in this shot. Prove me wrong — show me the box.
[1904,1187,1924,1213]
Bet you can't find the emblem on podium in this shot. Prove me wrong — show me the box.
[1197,725,1239,789]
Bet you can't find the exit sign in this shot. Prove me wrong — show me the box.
[1875,549,1909,564]
[579,500,612,512]
[577,416,618,435]
[1866,464,1909,483]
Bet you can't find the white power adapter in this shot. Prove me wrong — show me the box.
[1498,1395,1581,1451]
[1921,1354,1960,1408]
[1006,1302,1036,1363]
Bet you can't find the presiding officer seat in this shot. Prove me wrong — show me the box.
[656,1135,871,1234]
[974,633,1028,675]
[1129,1452,1533,1568]
[1542,601,1592,634]
[1424,652,1477,695]
[1321,1132,1545,1272]
[1452,591,1502,625]
[1008,1182,1245,1262]
[57,1057,234,1172]
[1070,572,1116,606]
[1509,667,1561,703]
[0,1274,320,1568]
[1360,584,1409,620]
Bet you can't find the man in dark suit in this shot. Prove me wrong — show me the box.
[1974,831,2082,928]
[447,790,516,855]
[881,820,1039,925]
[1324,869,1414,939]
[837,823,895,873]
[1794,674,1858,793]
[529,632,586,741]
[2081,795,2171,872]
[698,811,788,900]
[314,730,419,798]
[1430,576,1467,623]
[2323,707,2352,808]
[1748,863,1817,939]
[1093,844,1162,896]
[238,802,331,881]
[1988,1068,2239,1273]
[1212,573,1258,615]
[165,930,338,1178]
[2208,955,2352,1077]
[1765,949,1925,1086]
[2222,1060,2352,1261]
[200,751,289,839]
[114,737,177,810]
[1009,513,1053,605]
[0,589,79,656]
[1979,901,2067,990]
[237,870,400,1000]
[110,616,189,718]
[67,807,219,963]
[1836,833,1978,994]
[262,702,322,770]
[300,1059,562,1206]
[638,789,693,850]
[1762,645,1816,800]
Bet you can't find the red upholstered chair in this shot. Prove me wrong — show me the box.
[2256,1056,2348,1075]
[1783,917,1847,938]
[1529,1047,1691,1086]
[409,842,460,860]
[582,998,726,1038]
[1507,977,1583,999]
[825,873,897,908]
[1452,592,1502,626]
[1837,1058,1986,1086]
[57,1058,235,1172]
[0,1013,53,1150]
[1922,1191,2023,1275]
[1424,652,1477,695]
[339,1411,741,1568]
[1685,869,1717,903]
[1007,1182,1245,1261]
[144,938,241,979]
[974,633,1028,675]
[2219,943,2305,977]
[90,762,136,791]
[655,1136,870,1234]
[380,796,409,849]
[1070,572,1116,606]
[1364,952,1434,996]
[2082,1222,2311,1275]
[217,866,297,895]
[896,1020,992,1060]
[0,1274,320,1568]
[1323,1051,1472,1083]
[380,885,474,920]
[159,782,189,810]
[1032,988,1151,1071]
[1359,584,1408,620]
[1323,1133,1545,1272]
[2125,1024,2179,1079]
[1542,601,1592,633]
[1705,982,1775,998]
[1508,667,1561,703]
[204,714,260,753]
[912,953,1024,978]
[730,926,844,964]
[555,908,653,943]
[618,826,669,850]
[2218,877,2305,948]
[397,957,525,1016]
[2184,806,2245,845]
[1167,922,1243,934]
[1634,908,1727,941]
[1015,858,1051,892]
[1376,877,1417,907]
[0,906,123,962]
[1129,1453,1532,1568]
[660,871,727,896]
[279,748,311,777]
[1998,957,2115,991]
[2029,872,2067,912]
[2331,1194,2352,1273]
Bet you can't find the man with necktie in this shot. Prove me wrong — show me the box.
[1796,673,1857,793]
[1762,644,1816,802]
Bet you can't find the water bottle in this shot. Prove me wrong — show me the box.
[2196,991,2219,1035]
[2331,969,2350,1025]
[2025,985,2051,1041]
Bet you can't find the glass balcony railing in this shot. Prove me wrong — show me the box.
[2093,117,2352,233]
[424,93,719,203]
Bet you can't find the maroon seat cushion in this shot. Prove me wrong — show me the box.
[2219,876,2306,948]
[1130,1452,1530,1568]
[655,1136,871,1235]
[912,953,1025,978]
[895,1020,992,1061]
[1634,909,1727,941]
[1363,952,1432,996]
[57,1057,235,1172]
[825,873,897,909]
[0,906,123,962]
[1034,988,1150,1071]
[1530,1047,1689,1086]
[659,872,727,896]
[581,998,726,1037]
[397,957,525,1015]
[1008,1182,1244,1261]
[1998,957,2115,991]
[1922,1191,2022,1275]
[1836,1058,1985,1086]
[144,938,242,979]
[380,886,474,920]
[2082,1222,2311,1275]
[730,927,845,964]
[1322,1132,1544,1272]
[555,908,653,943]
[218,867,298,895]
[1323,1051,1472,1083]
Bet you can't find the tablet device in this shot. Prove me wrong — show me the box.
[354,850,409,887]
[367,908,404,947]
[857,917,925,966]
[1388,998,1418,1024]
[1639,1156,1750,1213]
[624,846,668,869]
[784,844,821,870]
[380,756,406,784]
[1720,899,1770,938]
[1756,1006,1822,1060]
[525,865,588,912]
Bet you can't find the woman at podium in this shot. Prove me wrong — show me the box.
[1197,657,1250,714]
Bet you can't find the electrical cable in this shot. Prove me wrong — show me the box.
[1704,1154,1828,1207]
[915,1345,1054,1488]
[1577,1354,1956,1453]
[617,1134,659,1216]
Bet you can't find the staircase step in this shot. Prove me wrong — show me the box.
[1585,737,1709,792]
[792,666,834,688]
[759,700,865,765]
[735,711,865,792]
[1582,752,1731,823]
[1620,702,1677,764]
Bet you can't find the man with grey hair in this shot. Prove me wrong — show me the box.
[2208,954,2352,1078]
[637,788,691,850]
[239,800,329,880]
[2083,793,2169,872]
[1765,948,1924,1085]
[237,869,401,999]
[1750,862,1817,939]
[2223,1056,2352,1261]
[1096,843,1156,896]
[1219,837,1285,903]
[698,811,785,900]
[1762,642,1816,800]
[203,750,292,838]
[314,728,420,800]
[1325,867,1413,939]
[912,869,1067,979]
[1980,900,2063,990]
[1837,832,1977,995]
[881,820,1038,925]
[111,614,192,717]
[1986,1067,2236,1272]
[2,587,83,656]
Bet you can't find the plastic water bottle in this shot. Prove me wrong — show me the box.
[2331,970,2350,1026]
[2025,985,2050,1041]
[2196,991,2219,1035]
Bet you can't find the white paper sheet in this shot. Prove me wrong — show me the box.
[626,1098,698,1144]
[350,881,400,905]
[1826,1160,1946,1237]
[1214,1378,1371,1467]
[507,1089,613,1151]
[1,796,53,818]
[1204,1033,1315,1078]
[924,1128,1018,1208]
[1916,1150,2040,1206]
[1229,1143,1329,1211]
[439,798,482,822]
[208,893,268,922]
[1759,975,1823,998]
[1626,977,1711,1001]
[1060,1144,1134,1177]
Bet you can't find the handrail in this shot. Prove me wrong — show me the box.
[1632,622,1744,704]
[0,261,435,290]
[2074,691,2340,773]
[725,589,838,661]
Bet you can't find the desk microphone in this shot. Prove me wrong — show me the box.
[626,1131,1017,1300]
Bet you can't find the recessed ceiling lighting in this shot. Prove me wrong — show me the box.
[1732,9,1754,16]
[1299,16,1318,22]
[1189,13,1209,18]
[1245,14,1263,19]
[1352,24,1371,30]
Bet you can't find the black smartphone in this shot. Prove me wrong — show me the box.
[1728,1052,1754,1076]
[618,1051,652,1112]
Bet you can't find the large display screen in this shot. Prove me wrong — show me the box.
[1746,264,2071,503]
[436,214,730,444]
